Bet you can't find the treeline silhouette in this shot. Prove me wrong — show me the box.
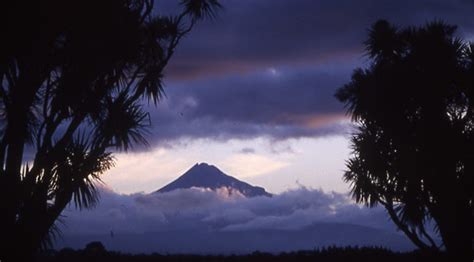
[36,244,448,262]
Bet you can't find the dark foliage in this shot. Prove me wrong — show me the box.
[35,246,449,262]
[0,0,221,261]
[336,20,473,260]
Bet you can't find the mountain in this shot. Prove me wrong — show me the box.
[155,163,272,197]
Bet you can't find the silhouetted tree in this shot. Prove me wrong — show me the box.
[336,20,473,260]
[0,0,221,260]
[84,241,107,255]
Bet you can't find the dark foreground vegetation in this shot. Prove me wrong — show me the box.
[36,245,448,262]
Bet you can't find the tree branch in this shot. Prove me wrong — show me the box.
[380,199,436,251]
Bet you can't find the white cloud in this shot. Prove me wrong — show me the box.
[57,186,415,254]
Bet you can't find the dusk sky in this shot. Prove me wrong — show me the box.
[57,0,473,254]
[100,0,474,195]
[2,0,472,259]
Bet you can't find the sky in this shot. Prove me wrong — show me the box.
[59,0,473,254]
[100,0,474,195]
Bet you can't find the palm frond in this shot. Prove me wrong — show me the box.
[93,95,150,151]
[180,0,222,21]
[51,135,114,210]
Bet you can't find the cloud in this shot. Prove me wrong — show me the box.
[238,147,256,154]
[144,66,353,145]
[57,186,416,253]
[161,0,474,80]
[138,0,474,144]
[143,0,474,145]
[21,1,473,154]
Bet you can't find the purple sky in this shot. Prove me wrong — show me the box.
[133,0,474,145]
[60,0,472,254]
[99,0,474,194]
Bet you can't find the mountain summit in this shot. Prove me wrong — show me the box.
[156,163,271,197]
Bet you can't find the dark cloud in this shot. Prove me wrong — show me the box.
[145,65,353,145]
[131,0,474,144]
[57,187,418,254]
[163,0,474,80]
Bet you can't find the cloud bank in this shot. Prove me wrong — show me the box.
[145,67,353,146]
[136,0,474,145]
[57,187,415,254]
[163,0,474,80]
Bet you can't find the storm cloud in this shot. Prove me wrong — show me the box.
[135,0,474,145]
[146,66,352,145]
[163,0,474,80]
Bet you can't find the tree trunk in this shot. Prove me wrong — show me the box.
[436,196,472,261]
[0,62,44,261]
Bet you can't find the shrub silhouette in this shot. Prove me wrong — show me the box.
[84,241,107,255]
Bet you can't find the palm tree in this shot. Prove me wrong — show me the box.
[0,0,221,260]
[336,20,473,260]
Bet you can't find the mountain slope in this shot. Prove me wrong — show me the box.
[156,163,272,197]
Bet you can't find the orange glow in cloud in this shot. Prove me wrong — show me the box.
[301,113,348,128]
[165,49,360,81]
[273,113,348,129]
